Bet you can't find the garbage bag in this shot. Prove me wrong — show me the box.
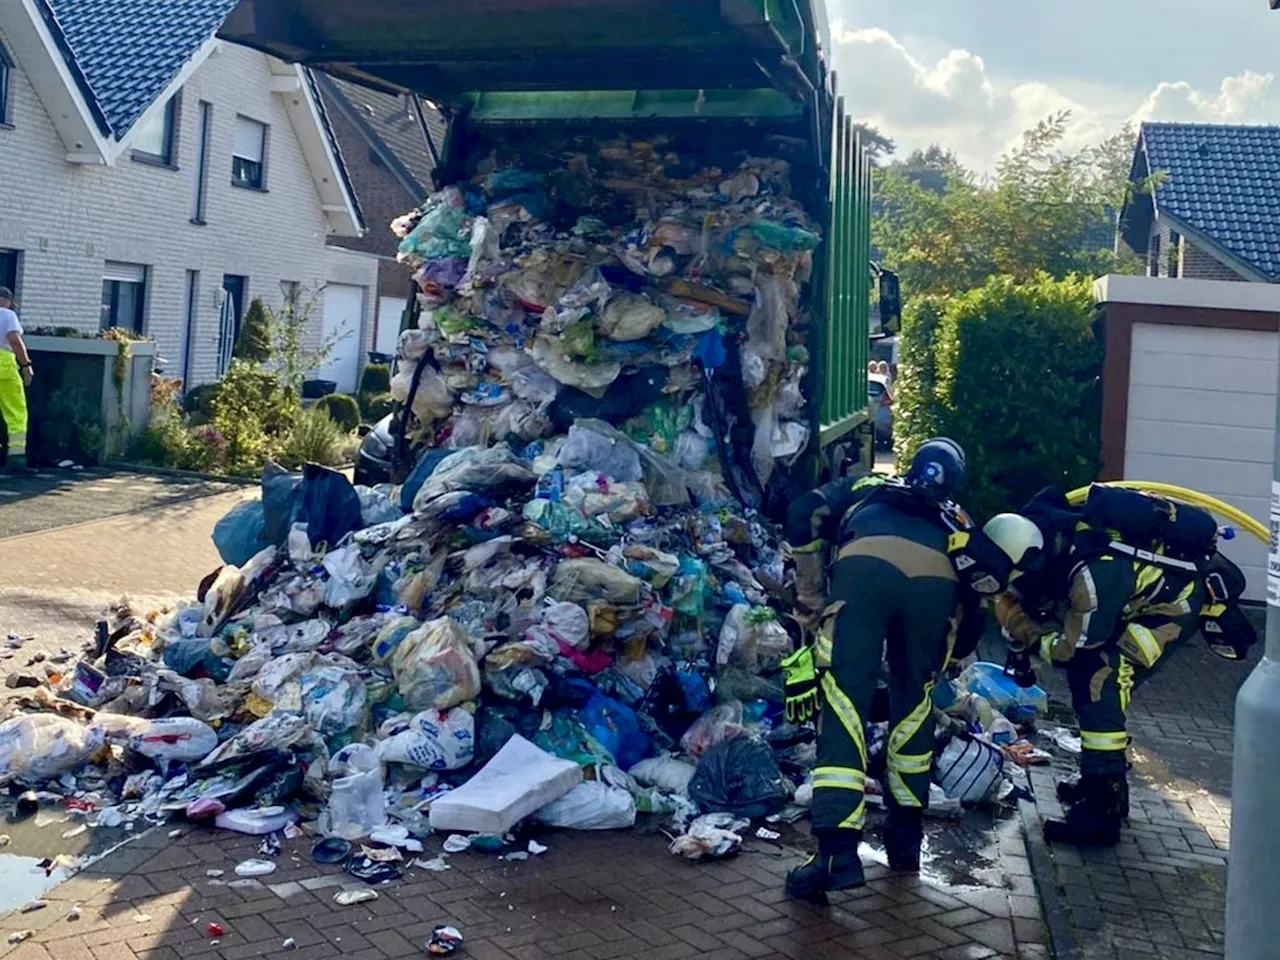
[397,186,471,261]
[400,449,455,512]
[556,422,642,483]
[322,545,378,607]
[162,635,228,681]
[299,662,367,736]
[598,294,665,342]
[629,756,697,795]
[391,617,481,711]
[0,715,104,781]
[298,464,365,549]
[126,717,219,764]
[549,558,643,606]
[413,444,535,510]
[575,687,650,771]
[716,605,792,672]
[198,714,312,769]
[526,601,590,651]
[687,737,788,819]
[376,708,475,771]
[371,616,422,665]
[357,486,402,526]
[954,662,1048,722]
[533,779,637,830]
[213,500,267,566]
[261,462,304,547]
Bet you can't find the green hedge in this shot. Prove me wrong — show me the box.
[894,274,1101,521]
[316,393,362,433]
[360,363,391,395]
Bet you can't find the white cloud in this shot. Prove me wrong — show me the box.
[828,23,1280,171]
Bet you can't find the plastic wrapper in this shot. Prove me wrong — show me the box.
[680,701,746,758]
[391,617,481,711]
[531,334,622,394]
[397,186,471,261]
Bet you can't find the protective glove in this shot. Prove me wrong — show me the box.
[782,644,820,724]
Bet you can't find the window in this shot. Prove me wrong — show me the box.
[0,250,18,296]
[101,262,147,333]
[1148,234,1161,277]
[0,40,11,127]
[191,101,212,223]
[1168,230,1182,279]
[131,93,180,166]
[232,115,267,190]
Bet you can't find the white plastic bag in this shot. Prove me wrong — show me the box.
[533,779,637,830]
[629,756,697,795]
[0,715,104,781]
[556,423,642,482]
[126,717,219,764]
[375,708,475,771]
[526,602,590,651]
[323,545,378,608]
[391,617,481,711]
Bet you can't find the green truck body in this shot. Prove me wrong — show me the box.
[220,0,872,474]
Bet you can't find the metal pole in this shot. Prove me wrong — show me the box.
[1225,348,1280,955]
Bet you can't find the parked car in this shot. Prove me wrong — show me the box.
[355,413,396,487]
[868,373,893,448]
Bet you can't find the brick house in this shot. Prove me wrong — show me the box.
[0,0,380,393]
[315,74,443,360]
[1119,122,1280,283]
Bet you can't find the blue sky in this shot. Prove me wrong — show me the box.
[825,0,1280,169]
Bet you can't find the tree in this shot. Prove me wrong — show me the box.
[234,297,272,363]
[852,122,896,165]
[872,112,1143,299]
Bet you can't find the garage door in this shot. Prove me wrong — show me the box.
[375,296,406,357]
[317,284,365,394]
[1125,322,1278,600]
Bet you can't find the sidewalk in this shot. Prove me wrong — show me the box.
[1022,637,1250,959]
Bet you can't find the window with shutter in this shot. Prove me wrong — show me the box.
[232,115,268,190]
[101,262,148,333]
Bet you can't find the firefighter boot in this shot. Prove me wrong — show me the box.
[785,831,866,902]
[1056,775,1130,819]
[884,806,925,872]
[1044,775,1125,847]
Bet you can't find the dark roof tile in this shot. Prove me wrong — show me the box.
[1142,121,1280,280]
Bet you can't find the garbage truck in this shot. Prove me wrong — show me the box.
[219,0,875,508]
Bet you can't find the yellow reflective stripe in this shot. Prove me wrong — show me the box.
[948,530,971,552]
[889,682,934,757]
[1202,603,1227,619]
[839,800,866,830]
[815,633,834,668]
[813,766,866,790]
[821,673,868,768]
[1176,580,1194,603]
[1080,729,1129,751]
[887,751,932,775]
[1125,623,1164,665]
[888,770,922,808]
[1117,657,1135,714]
[792,540,826,555]
[1135,563,1163,595]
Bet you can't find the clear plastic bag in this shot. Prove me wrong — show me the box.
[680,701,746,758]
[391,617,482,711]
[325,743,388,840]
[0,715,104,781]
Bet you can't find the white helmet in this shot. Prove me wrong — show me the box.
[983,513,1045,570]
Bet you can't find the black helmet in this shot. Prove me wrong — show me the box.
[906,437,966,500]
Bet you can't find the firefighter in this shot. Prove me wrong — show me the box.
[782,438,983,901]
[984,505,1207,846]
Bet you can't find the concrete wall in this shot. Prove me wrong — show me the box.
[0,34,376,387]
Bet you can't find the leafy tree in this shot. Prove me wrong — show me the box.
[873,112,1144,299]
[852,122,897,165]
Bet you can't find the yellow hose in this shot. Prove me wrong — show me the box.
[1066,481,1269,544]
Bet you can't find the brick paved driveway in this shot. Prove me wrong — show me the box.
[1023,636,1253,959]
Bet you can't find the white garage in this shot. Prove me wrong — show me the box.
[317,283,367,394]
[1098,276,1280,601]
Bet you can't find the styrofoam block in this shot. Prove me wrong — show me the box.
[428,734,582,835]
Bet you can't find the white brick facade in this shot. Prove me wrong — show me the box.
[0,33,377,388]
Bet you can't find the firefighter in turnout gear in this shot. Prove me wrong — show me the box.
[985,486,1246,847]
[782,439,994,901]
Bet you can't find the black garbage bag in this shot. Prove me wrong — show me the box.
[261,462,364,550]
[687,737,789,819]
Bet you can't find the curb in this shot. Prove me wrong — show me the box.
[1019,798,1080,960]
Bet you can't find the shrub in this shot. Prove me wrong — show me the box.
[279,406,356,469]
[183,382,220,420]
[210,360,300,475]
[316,393,361,432]
[235,298,272,363]
[894,274,1101,521]
[360,363,391,395]
[359,391,395,423]
[891,295,946,468]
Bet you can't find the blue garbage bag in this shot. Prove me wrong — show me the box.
[297,464,363,548]
[212,500,266,566]
[400,449,454,512]
[261,462,303,546]
[163,636,230,682]
[576,687,650,771]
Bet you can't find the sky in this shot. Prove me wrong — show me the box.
[824,0,1280,170]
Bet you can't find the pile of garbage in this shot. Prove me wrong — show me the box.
[388,130,822,501]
